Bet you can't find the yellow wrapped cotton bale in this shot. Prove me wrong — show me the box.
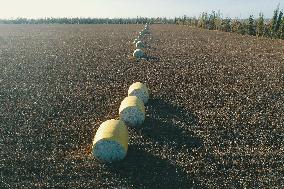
[119,96,145,126]
[128,82,149,104]
[92,119,129,162]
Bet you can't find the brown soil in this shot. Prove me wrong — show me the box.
[0,24,283,188]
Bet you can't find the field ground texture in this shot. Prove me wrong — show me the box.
[0,24,284,188]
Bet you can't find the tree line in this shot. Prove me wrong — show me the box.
[175,6,284,39]
[0,17,174,25]
[0,5,283,40]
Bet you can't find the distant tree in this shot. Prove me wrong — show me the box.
[182,15,187,25]
[231,20,246,35]
[1,6,284,40]
[280,16,284,39]
[220,18,231,32]
[214,18,222,30]
[263,24,271,37]
[191,17,199,27]
[275,10,283,37]
[256,13,265,37]
[208,11,217,30]
[271,5,280,36]
[198,12,208,28]
[247,15,256,36]
[214,11,223,30]
[174,17,178,24]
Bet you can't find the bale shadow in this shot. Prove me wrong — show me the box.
[140,98,203,151]
[106,98,203,188]
[106,146,196,188]
[144,44,156,50]
[145,56,160,62]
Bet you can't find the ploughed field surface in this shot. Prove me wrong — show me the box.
[1,24,283,188]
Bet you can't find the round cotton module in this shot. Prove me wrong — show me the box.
[92,119,129,162]
[128,82,149,104]
[133,49,145,59]
[119,96,145,127]
[135,41,144,49]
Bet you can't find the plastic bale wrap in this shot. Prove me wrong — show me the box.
[128,82,149,104]
[133,49,145,59]
[119,96,145,127]
[143,28,150,34]
[144,29,150,34]
[92,119,129,162]
[135,41,144,49]
[133,38,139,44]
[138,32,144,38]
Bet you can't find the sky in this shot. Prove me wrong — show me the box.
[0,0,283,19]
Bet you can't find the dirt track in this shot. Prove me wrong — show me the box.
[0,24,284,188]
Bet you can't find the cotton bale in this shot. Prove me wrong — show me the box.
[133,49,145,59]
[119,96,145,126]
[92,119,129,162]
[128,82,149,104]
[135,41,144,49]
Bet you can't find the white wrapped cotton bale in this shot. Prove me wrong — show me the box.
[119,96,145,126]
[135,41,144,49]
[128,82,149,104]
[92,119,129,162]
[133,49,145,59]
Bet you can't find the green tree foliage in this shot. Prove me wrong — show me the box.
[177,5,284,40]
[247,15,256,36]
[220,18,231,32]
[1,6,284,40]
[275,11,283,37]
[198,13,209,28]
[182,15,187,25]
[208,11,217,30]
[263,24,271,37]
[256,13,265,37]
[231,20,246,35]
[271,5,280,35]
[280,17,284,39]
[0,17,175,25]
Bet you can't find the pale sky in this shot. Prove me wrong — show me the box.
[0,0,283,19]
